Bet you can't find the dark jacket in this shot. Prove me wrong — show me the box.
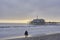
[24,31,28,36]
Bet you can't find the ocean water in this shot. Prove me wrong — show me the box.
[0,23,60,39]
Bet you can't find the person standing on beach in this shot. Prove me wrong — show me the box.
[24,30,28,37]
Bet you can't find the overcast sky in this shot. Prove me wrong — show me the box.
[0,0,60,21]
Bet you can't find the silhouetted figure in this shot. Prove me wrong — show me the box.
[24,30,28,37]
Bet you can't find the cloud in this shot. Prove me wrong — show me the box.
[0,0,60,21]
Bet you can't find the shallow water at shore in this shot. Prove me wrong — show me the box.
[0,23,60,39]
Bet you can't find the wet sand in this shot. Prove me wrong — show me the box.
[6,33,60,40]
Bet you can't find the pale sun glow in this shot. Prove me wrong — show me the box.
[0,19,59,23]
[0,19,31,23]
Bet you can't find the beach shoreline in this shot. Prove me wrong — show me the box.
[4,33,60,40]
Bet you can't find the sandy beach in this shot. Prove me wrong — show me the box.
[5,33,60,40]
